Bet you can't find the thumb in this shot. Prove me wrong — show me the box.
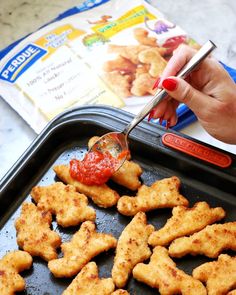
[161,77,213,115]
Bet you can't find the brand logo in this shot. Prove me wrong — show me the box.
[0,44,47,83]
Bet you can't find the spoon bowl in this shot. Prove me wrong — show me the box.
[89,131,129,171]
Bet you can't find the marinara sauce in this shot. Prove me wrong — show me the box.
[69,150,119,186]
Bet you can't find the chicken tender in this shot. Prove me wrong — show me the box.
[117,176,189,216]
[138,47,167,77]
[133,28,157,47]
[88,136,142,191]
[103,72,132,98]
[133,246,206,295]
[62,262,115,295]
[0,251,32,295]
[107,44,150,64]
[131,73,156,96]
[53,165,119,208]
[148,202,225,246]
[103,56,137,74]
[31,182,96,227]
[193,254,236,295]
[112,212,154,288]
[48,221,117,277]
[15,202,61,261]
[169,222,236,258]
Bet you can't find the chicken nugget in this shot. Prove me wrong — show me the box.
[0,251,32,295]
[169,222,236,258]
[112,212,154,288]
[131,73,156,96]
[193,254,236,295]
[133,246,206,295]
[103,72,132,98]
[31,182,96,227]
[112,290,130,295]
[107,44,150,64]
[15,202,61,261]
[62,262,115,295]
[88,136,142,191]
[133,28,157,47]
[138,47,167,77]
[117,176,189,216]
[48,221,117,277]
[103,56,136,74]
[53,165,119,208]
[149,202,225,247]
[135,64,151,76]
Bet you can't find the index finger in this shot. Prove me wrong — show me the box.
[160,45,197,84]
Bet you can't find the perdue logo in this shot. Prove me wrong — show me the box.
[0,44,47,83]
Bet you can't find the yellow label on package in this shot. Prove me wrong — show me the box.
[92,5,156,38]
[35,24,85,59]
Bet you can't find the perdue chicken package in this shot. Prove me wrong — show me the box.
[0,0,199,133]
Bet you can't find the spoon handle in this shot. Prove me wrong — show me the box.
[123,40,216,137]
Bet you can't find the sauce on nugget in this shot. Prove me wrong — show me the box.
[70,150,119,185]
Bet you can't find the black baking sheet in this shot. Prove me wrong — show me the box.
[0,106,236,295]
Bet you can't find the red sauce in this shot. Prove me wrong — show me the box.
[69,150,120,186]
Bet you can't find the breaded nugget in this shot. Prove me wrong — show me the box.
[133,246,206,295]
[131,73,157,96]
[53,165,119,208]
[148,202,225,247]
[31,182,96,227]
[193,254,236,295]
[133,28,157,47]
[103,72,132,98]
[62,262,115,295]
[15,202,61,261]
[111,160,142,190]
[135,64,151,77]
[169,222,236,258]
[138,48,167,77]
[48,221,117,277]
[111,290,130,295]
[0,251,32,295]
[117,176,189,216]
[103,56,137,74]
[108,44,150,64]
[112,212,154,288]
[88,136,142,191]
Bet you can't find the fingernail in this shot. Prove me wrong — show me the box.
[166,119,170,130]
[148,110,155,122]
[152,77,161,90]
[159,117,163,125]
[162,78,178,91]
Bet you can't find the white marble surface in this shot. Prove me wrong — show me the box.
[0,0,236,179]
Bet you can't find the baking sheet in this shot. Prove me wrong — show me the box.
[0,106,236,294]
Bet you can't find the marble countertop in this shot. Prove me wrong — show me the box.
[1,0,236,179]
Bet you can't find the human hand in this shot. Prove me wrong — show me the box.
[149,44,236,144]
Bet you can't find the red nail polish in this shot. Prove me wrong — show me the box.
[152,77,161,90]
[148,110,155,122]
[159,117,163,125]
[166,119,170,130]
[162,78,177,91]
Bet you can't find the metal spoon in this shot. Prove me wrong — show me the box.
[90,40,216,170]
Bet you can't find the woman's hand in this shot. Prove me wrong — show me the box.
[150,44,236,144]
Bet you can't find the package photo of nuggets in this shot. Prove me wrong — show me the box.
[0,0,199,133]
